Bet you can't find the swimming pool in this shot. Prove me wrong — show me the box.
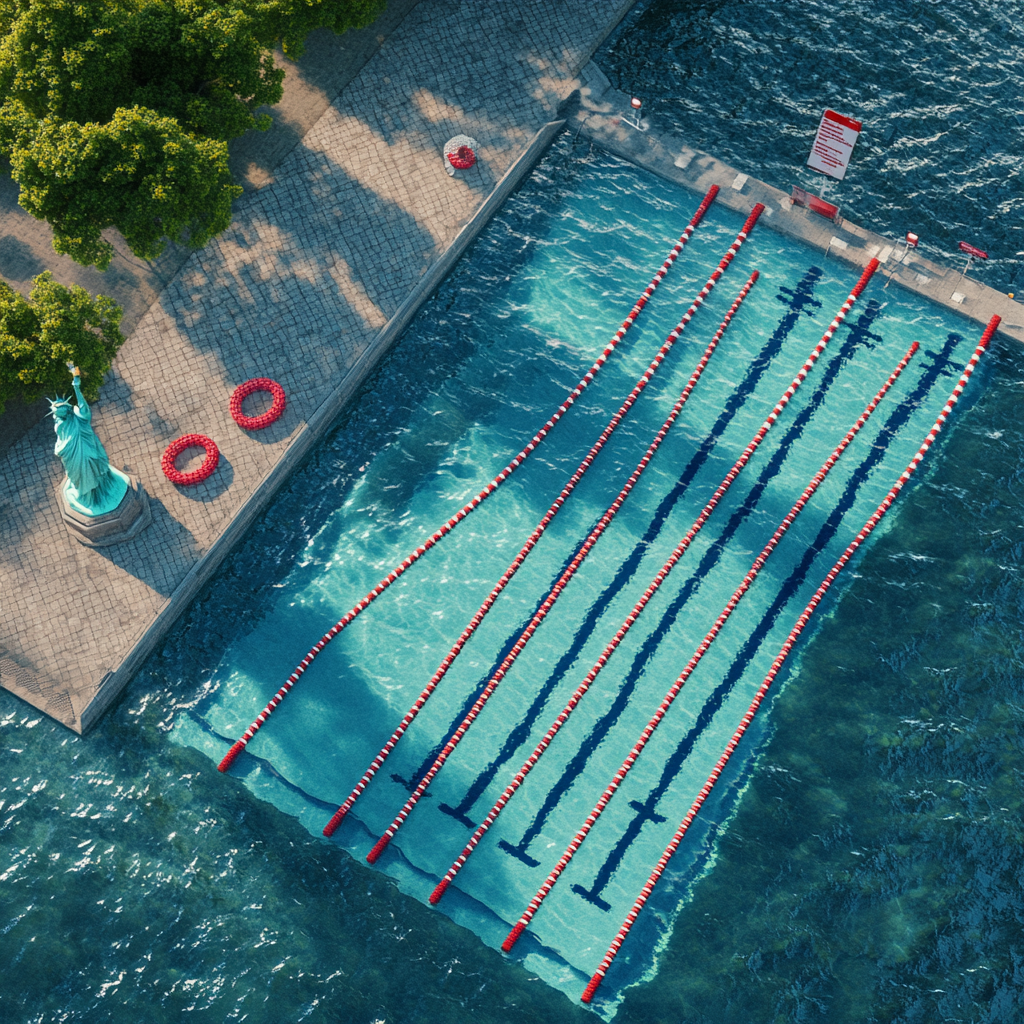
[2,128,1021,1024]
[168,143,992,1012]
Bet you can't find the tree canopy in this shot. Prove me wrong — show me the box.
[0,272,125,415]
[0,0,383,268]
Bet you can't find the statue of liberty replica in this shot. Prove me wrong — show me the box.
[51,364,150,547]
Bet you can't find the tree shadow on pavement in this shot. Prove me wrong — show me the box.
[229,0,423,193]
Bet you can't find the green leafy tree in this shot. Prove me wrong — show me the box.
[248,0,386,58]
[0,272,124,414]
[0,0,383,269]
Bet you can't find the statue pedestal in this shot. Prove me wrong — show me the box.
[57,473,152,548]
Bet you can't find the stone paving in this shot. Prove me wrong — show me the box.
[0,0,420,454]
[0,0,635,730]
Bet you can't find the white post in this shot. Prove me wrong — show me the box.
[884,232,919,289]
[954,255,973,288]
[623,97,646,131]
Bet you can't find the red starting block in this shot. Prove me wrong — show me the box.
[958,241,988,260]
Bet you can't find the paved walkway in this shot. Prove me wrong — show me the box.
[0,0,634,730]
[0,0,420,454]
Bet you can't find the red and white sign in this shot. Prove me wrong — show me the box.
[807,109,862,181]
[958,241,988,260]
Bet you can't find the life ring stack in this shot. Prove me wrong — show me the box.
[161,435,220,486]
[230,377,286,430]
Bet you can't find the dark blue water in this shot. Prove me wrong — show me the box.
[3,3,1024,1021]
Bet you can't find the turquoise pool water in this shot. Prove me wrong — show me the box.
[4,5,1024,1021]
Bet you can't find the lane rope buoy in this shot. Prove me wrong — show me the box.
[161,434,220,486]
[502,269,903,954]
[230,377,286,430]
[216,185,722,773]
[580,314,999,1004]
[431,259,883,904]
[361,205,766,862]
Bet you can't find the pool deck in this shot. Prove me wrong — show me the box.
[1,2,1019,734]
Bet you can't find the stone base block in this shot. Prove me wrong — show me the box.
[58,474,152,548]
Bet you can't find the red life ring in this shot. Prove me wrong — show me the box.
[448,145,476,169]
[443,134,478,173]
[230,377,287,430]
[162,434,220,486]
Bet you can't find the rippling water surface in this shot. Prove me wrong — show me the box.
[3,3,1024,1022]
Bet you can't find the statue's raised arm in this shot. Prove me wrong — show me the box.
[50,365,124,515]
[70,370,91,423]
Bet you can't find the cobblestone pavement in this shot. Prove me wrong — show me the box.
[0,0,420,454]
[0,0,634,729]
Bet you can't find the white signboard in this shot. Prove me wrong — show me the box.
[807,109,862,181]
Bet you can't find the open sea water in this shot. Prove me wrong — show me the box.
[3,2,1024,1022]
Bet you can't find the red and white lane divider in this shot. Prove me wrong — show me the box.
[502,335,913,954]
[216,185,721,774]
[580,314,999,1004]
[324,229,760,839]
[361,208,766,862]
[429,257,882,904]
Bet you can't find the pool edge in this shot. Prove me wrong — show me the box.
[571,61,1024,347]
